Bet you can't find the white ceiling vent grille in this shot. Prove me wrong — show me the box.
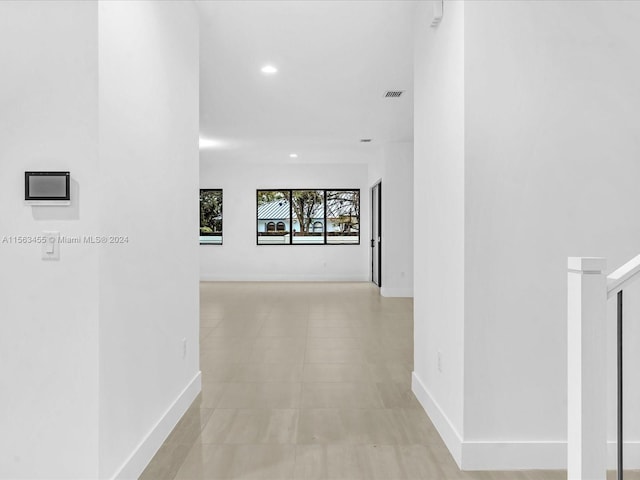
[384,90,404,98]
[360,139,372,143]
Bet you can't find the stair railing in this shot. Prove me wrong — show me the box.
[568,254,640,480]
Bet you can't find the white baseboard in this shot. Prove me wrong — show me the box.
[411,372,463,467]
[200,274,368,282]
[380,287,413,298]
[460,439,640,471]
[111,371,202,480]
[412,372,640,471]
[461,440,566,470]
[608,441,640,470]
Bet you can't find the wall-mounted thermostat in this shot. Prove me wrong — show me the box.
[25,171,71,206]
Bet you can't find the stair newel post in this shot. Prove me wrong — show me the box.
[567,257,607,480]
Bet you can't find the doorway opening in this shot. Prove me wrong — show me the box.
[371,181,382,287]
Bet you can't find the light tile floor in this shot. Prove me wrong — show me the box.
[140,282,633,479]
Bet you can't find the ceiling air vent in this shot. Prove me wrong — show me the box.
[360,139,372,143]
[384,90,404,98]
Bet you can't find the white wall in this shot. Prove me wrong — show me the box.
[0,2,100,478]
[412,0,466,465]
[462,0,640,469]
[366,148,384,189]
[365,144,414,298]
[200,149,414,293]
[412,0,640,471]
[98,2,200,478]
[380,142,414,298]
[200,158,369,281]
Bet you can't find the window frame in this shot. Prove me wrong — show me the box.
[200,188,223,246]
[256,190,291,245]
[256,188,360,246]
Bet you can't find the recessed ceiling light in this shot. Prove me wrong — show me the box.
[261,65,278,75]
[289,153,298,158]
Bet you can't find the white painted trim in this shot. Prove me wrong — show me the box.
[199,274,368,282]
[25,200,71,206]
[461,441,566,471]
[567,257,608,479]
[111,371,202,480]
[380,287,413,298]
[607,252,640,298]
[412,374,640,471]
[411,372,463,467]
[410,372,640,471]
[455,440,640,471]
[607,441,640,469]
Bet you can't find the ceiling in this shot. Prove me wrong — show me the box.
[196,0,415,163]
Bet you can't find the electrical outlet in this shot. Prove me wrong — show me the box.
[437,351,442,373]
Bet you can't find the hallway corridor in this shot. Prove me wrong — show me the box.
[141,282,565,479]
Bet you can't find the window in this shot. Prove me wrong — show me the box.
[200,189,223,245]
[257,190,290,244]
[292,190,324,244]
[326,190,360,244]
[256,189,359,245]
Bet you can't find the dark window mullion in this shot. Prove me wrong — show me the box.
[323,190,328,245]
[289,189,293,245]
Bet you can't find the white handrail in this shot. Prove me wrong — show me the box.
[607,253,640,299]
